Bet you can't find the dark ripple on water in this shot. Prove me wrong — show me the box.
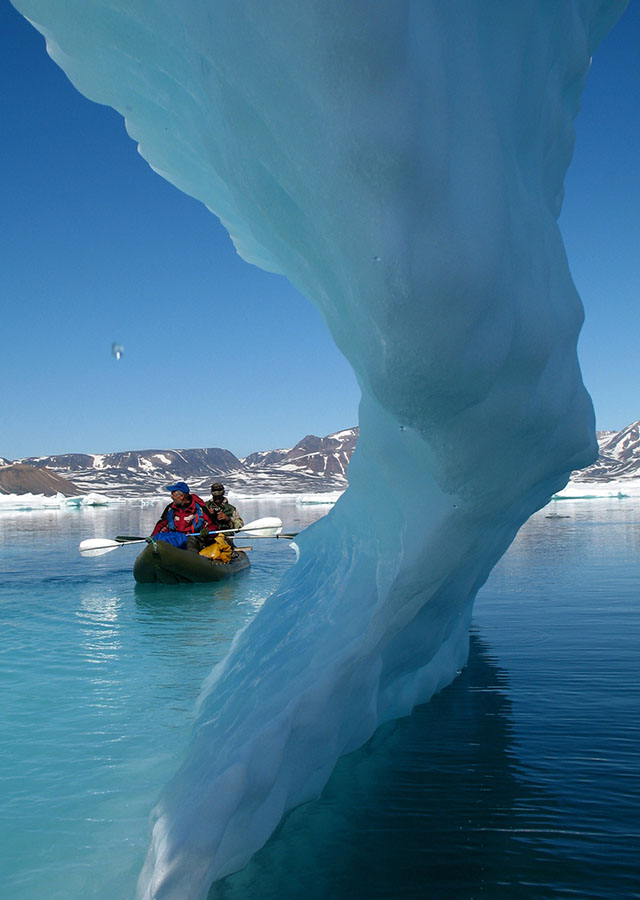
[213,501,640,900]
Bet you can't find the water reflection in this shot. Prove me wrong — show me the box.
[2,499,637,899]
[211,633,588,900]
[134,580,239,612]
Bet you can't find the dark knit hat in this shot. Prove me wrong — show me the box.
[210,483,225,494]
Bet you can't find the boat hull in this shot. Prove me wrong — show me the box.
[133,539,251,584]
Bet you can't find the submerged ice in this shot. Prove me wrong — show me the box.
[12,0,627,896]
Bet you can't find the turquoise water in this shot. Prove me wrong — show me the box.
[1,499,639,899]
[0,499,317,899]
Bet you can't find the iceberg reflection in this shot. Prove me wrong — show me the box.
[211,634,584,900]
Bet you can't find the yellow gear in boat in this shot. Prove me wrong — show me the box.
[199,533,232,563]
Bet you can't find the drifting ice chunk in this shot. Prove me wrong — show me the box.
[0,491,114,510]
[11,0,627,897]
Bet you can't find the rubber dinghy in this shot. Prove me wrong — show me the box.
[133,540,251,585]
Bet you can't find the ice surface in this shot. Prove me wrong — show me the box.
[11,0,627,896]
[553,478,640,499]
[0,491,116,510]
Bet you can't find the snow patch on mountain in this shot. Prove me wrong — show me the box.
[3,428,358,497]
[5,423,640,497]
[573,421,640,481]
[242,428,357,480]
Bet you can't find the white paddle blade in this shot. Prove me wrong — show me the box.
[79,538,122,557]
[239,516,283,537]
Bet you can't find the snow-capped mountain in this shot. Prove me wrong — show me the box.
[15,447,245,496]
[5,422,638,497]
[9,428,359,496]
[243,428,357,478]
[573,422,640,482]
[230,428,358,494]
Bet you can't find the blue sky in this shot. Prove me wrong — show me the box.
[2,3,638,460]
[561,2,640,433]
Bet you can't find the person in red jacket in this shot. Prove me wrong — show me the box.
[151,482,216,551]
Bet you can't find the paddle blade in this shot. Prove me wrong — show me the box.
[79,538,122,557]
[239,516,283,537]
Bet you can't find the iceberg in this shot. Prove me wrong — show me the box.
[11,0,627,896]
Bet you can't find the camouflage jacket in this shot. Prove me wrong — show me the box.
[205,497,244,530]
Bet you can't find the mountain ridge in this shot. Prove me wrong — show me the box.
[3,422,640,497]
[7,428,358,497]
[574,421,640,482]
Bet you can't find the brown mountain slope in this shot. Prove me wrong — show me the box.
[0,464,83,497]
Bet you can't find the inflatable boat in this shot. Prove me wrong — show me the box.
[133,538,251,584]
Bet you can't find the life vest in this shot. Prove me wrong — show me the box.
[166,498,206,533]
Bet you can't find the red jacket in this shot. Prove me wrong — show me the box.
[151,494,216,536]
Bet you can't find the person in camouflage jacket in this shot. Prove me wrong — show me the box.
[206,483,244,531]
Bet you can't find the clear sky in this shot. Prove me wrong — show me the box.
[1,3,638,460]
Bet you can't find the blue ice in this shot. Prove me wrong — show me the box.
[11,1,628,897]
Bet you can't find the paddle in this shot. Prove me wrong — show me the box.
[79,537,148,557]
[79,516,286,557]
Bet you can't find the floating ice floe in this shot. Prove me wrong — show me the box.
[0,491,121,511]
[553,478,640,500]
[228,490,344,505]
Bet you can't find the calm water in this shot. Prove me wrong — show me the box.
[1,498,638,899]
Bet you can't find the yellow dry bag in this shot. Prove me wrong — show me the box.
[199,533,232,563]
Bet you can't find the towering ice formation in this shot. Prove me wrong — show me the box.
[13,0,627,896]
